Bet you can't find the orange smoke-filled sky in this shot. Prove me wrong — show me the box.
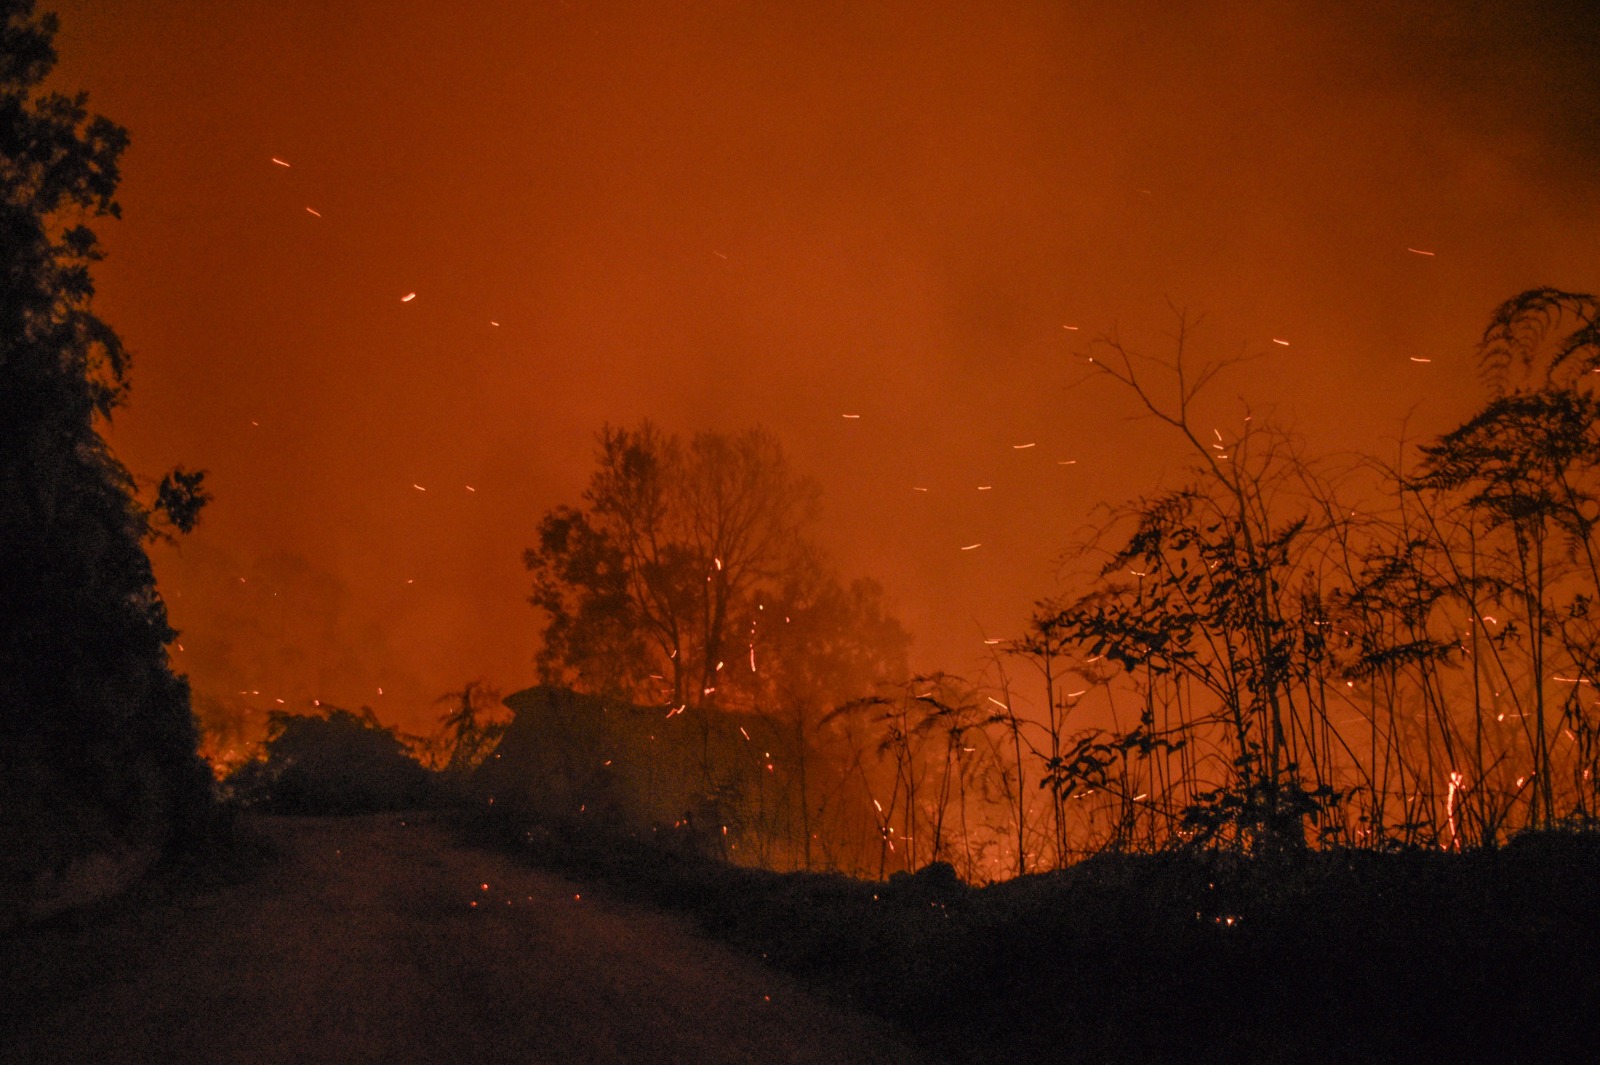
[48,0,1599,734]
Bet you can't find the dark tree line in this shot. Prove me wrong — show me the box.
[1,1,210,920]
[516,291,1600,880]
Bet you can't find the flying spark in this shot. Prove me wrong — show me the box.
[401,292,417,302]
[961,542,982,550]
[1407,247,1436,256]
[1410,356,1432,363]
[304,207,321,217]
[1272,338,1290,346]
[271,157,291,167]
[842,413,860,419]
[1013,443,1036,449]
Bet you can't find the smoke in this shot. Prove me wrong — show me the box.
[166,543,427,743]
[53,0,1600,718]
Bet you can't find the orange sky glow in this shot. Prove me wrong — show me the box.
[48,0,1599,737]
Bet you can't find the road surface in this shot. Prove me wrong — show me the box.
[2,813,926,1064]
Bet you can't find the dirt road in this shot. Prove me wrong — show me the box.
[2,814,927,1064]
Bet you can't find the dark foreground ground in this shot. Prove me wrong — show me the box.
[0,813,924,1065]
[468,814,1600,1065]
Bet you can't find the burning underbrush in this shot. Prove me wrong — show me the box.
[457,803,1600,1065]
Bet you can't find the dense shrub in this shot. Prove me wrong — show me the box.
[226,708,428,814]
[474,686,786,852]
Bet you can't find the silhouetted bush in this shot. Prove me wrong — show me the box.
[226,708,429,814]
[475,685,789,854]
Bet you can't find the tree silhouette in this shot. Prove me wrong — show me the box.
[1044,317,1340,853]
[523,421,912,866]
[1407,290,1600,830]
[0,1,210,912]
[526,422,818,715]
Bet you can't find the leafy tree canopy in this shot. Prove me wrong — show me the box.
[1,1,210,900]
